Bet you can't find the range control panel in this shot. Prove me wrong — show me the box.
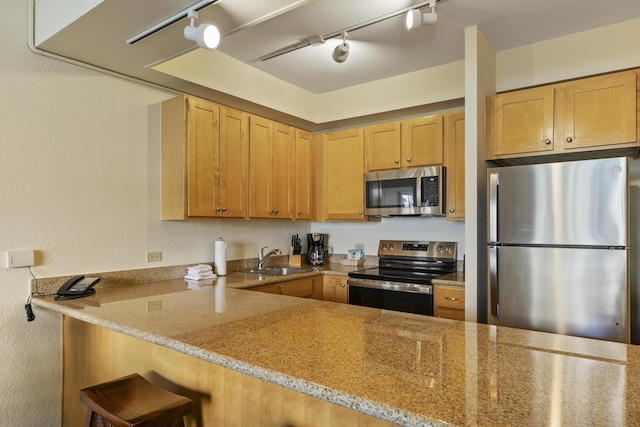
[377,240,457,260]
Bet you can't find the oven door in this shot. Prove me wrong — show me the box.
[347,278,434,316]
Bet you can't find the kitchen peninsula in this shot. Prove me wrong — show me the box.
[33,270,640,427]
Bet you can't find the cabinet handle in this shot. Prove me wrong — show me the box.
[394,159,399,164]
[341,283,345,287]
[215,207,221,212]
[222,207,227,212]
[566,136,573,143]
[445,297,459,301]
[275,210,279,214]
[358,211,363,215]
[545,139,551,145]
[449,208,454,213]
[297,211,302,215]
[406,158,411,162]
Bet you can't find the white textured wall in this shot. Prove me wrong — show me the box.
[1,3,308,425]
[496,17,640,92]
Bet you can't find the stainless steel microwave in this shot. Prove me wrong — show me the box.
[364,166,445,216]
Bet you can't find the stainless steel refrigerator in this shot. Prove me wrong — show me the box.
[487,157,629,343]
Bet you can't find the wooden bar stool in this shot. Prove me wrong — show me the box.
[79,373,193,427]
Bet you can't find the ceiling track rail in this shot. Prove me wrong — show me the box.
[126,0,220,45]
[260,0,447,62]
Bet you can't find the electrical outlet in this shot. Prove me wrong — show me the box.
[3,250,35,268]
[355,243,365,251]
[146,251,162,262]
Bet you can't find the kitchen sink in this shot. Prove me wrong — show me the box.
[236,267,313,276]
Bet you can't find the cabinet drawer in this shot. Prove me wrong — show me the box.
[435,287,465,310]
[435,307,465,321]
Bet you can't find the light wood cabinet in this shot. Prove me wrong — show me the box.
[162,95,248,220]
[444,110,465,221]
[365,122,402,171]
[401,115,444,167]
[322,275,348,304]
[294,130,313,220]
[322,128,366,221]
[365,115,444,172]
[250,276,323,299]
[557,71,637,150]
[249,116,295,219]
[434,285,465,321]
[487,86,555,157]
[487,70,638,161]
[250,283,281,294]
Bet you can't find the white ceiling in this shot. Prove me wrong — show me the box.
[34,0,640,115]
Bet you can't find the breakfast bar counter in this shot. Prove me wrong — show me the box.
[33,274,640,426]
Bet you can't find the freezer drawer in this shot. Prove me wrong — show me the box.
[488,246,629,343]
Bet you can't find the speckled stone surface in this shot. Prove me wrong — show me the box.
[432,272,465,287]
[32,268,640,426]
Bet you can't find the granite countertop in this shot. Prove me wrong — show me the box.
[32,267,638,426]
[432,272,465,287]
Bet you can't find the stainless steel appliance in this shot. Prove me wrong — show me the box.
[348,240,457,315]
[488,157,629,343]
[364,166,445,216]
[307,233,328,265]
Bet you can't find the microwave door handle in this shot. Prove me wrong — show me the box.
[488,172,499,243]
[489,245,499,316]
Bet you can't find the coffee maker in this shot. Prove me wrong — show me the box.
[307,233,328,265]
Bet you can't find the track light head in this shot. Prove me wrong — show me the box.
[184,9,220,50]
[332,42,349,63]
[406,1,437,30]
[332,31,350,63]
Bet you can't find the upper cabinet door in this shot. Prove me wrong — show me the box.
[249,116,295,219]
[444,110,465,221]
[559,71,637,150]
[365,122,401,171]
[218,107,248,218]
[323,128,366,221]
[402,115,444,167]
[249,116,274,219]
[187,97,220,217]
[488,86,555,157]
[294,130,313,220]
[272,123,295,219]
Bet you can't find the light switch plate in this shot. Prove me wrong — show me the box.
[4,250,35,268]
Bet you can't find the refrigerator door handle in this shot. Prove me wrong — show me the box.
[489,245,499,316]
[488,172,499,243]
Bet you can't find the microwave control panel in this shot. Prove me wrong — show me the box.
[421,176,440,207]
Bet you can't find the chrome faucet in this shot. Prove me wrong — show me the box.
[258,246,281,270]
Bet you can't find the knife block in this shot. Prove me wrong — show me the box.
[289,247,302,267]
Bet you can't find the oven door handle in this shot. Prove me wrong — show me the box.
[347,278,433,295]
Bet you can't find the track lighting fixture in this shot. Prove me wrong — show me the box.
[183,9,220,50]
[406,0,437,30]
[332,31,349,63]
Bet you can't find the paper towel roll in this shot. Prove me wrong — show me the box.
[214,237,227,276]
